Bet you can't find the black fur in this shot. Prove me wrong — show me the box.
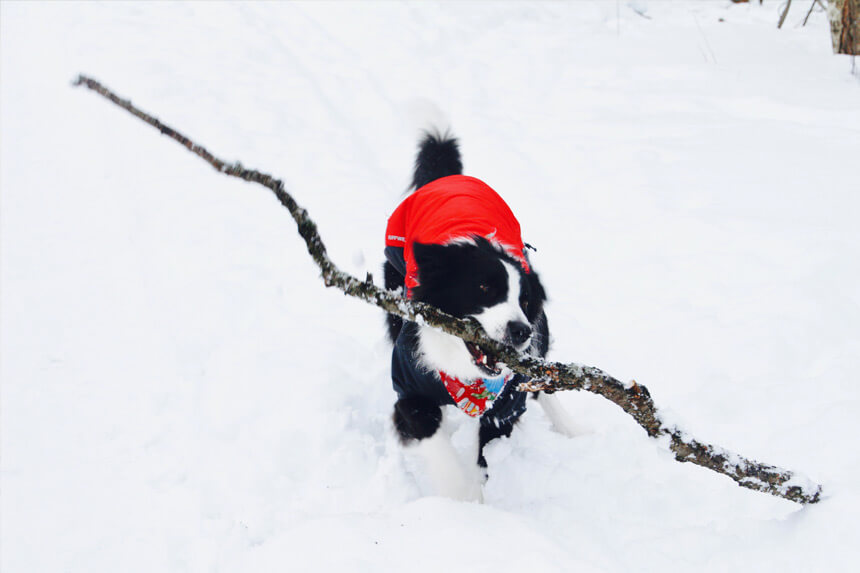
[393,396,442,443]
[411,131,463,190]
[384,261,405,343]
[478,416,515,468]
[412,238,511,318]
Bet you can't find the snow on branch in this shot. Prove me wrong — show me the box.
[72,75,823,506]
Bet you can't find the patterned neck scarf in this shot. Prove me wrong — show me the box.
[438,371,514,417]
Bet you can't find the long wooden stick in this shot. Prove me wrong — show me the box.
[72,75,823,505]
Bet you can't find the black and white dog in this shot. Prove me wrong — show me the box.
[383,132,578,501]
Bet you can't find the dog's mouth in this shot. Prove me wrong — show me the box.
[465,341,502,377]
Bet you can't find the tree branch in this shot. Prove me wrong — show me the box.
[72,74,823,505]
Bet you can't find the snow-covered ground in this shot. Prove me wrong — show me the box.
[2,1,859,571]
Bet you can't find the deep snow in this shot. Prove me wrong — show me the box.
[2,1,859,571]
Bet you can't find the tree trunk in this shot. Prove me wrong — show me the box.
[829,0,860,55]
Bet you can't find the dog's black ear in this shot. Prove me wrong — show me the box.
[412,242,479,294]
[521,268,547,324]
[526,269,547,304]
[412,242,452,279]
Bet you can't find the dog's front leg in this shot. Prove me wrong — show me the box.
[393,397,483,502]
[478,415,515,472]
[535,391,586,437]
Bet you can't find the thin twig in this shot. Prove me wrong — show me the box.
[803,0,824,27]
[778,0,793,29]
[72,74,823,506]
[630,4,651,20]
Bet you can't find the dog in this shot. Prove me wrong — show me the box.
[383,132,579,501]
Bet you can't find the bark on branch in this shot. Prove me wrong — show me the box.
[72,75,823,506]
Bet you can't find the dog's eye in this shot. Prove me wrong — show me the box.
[520,297,529,312]
[479,283,498,298]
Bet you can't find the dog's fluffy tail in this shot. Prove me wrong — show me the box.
[411,131,463,190]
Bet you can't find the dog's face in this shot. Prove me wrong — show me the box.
[411,237,546,380]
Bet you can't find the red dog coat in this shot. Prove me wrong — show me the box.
[385,175,529,293]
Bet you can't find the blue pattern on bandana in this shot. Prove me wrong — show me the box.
[482,373,511,397]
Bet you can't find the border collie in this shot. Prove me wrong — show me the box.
[383,132,578,501]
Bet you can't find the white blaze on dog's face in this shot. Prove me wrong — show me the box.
[411,239,540,381]
[470,260,530,346]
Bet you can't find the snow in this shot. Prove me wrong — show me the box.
[2,1,859,571]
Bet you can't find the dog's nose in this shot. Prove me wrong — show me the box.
[506,321,531,347]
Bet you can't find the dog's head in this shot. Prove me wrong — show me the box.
[411,236,546,380]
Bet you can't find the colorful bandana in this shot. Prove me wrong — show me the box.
[439,371,514,417]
